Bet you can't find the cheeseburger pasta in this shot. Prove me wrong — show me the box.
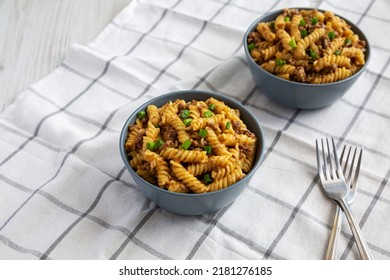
[125,98,257,193]
[247,8,367,84]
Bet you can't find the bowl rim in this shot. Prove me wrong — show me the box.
[119,89,265,198]
[243,7,371,87]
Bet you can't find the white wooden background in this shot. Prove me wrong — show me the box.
[0,0,131,113]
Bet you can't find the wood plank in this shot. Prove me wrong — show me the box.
[0,0,131,112]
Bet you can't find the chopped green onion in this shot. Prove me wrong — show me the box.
[180,109,189,119]
[146,141,155,151]
[344,38,352,45]
[289,38,297,49]
[311,17,318,25]
[299,19,306,26]
[248,42,255,52]
[204,145,212,154]
[300,29,308,38]
[203,110,213,118]
[225,121,231,129]
[137,111,146,119]
[328,31,335,40]
[270,21,275,29]
[155,139,164,149]
[310,50,318,60]
[334,49,342,55]
[203,173,213,184]
[208,103,216,111]
[284,16,290,22]
[276,59,286,66]
[198,128,207,138]
[181,139,191,150]
[183,118,192,127]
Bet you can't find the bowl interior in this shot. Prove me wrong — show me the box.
[119,90,265,198]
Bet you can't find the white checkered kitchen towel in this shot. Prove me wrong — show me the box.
[1,0,389,260]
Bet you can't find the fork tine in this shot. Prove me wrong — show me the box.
[316,139,326,181]
[351,148,363,193]
[340,145,346,164]
[345,147,357,186]
[326,138,332,178]
[327,138,337,179]
[331,138,342,179]
[321,139,330,180]
[342,146,353,185]
[339,145,348,175]
[316,139,321,172]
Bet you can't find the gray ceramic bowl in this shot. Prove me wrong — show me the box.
[243,8,370,109]
[119,90,265,215]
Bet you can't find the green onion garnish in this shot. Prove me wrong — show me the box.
[183,118,192,127]
[310,50,318,60]
[155,139,164,149]
[204,145,212,154]
[203,110,213,118]
[180,109,189,119]
[225,121,231,129]
[289,38,297,49]
[137,111,146,119]
[311,17,318,25]
[198,128,207,138]
[208,103,215,111]
[284,16,290,22]
[344,38,352,45]
[299,19,306,26]
[328,31,335,40]
[146,141,155,151]
[181,139,191,150]
[203,173,213,184]
[334,49,342,55]
[248,42,255,52]
[276,59,286,66]
[300,29,307,38]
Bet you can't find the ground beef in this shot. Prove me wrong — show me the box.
[161,139,177,149]
[191,137,206,149]
[293,66,306,83]
[161,125,177,142]
[141,162,153,173]
[139,117,148,128]
[232,121,241,133]
[247,31,262,44]
[240,144,254,157]
[128,125,145,150]
[177,102,186,112]
[242,129,256,138]
[322,63,337,74]
[322,36,331,49]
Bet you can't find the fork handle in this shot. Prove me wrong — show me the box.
[338,199,374,260]
[325,205,343,260]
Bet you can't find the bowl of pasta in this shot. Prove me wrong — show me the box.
[119,90,265,215]
[244,8,370,109]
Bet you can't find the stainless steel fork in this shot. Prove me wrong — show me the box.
[316,138,373,260]
[325,145,361,260]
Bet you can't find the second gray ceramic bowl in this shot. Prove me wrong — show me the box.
[119,90,265,215]
[243,8,370,109]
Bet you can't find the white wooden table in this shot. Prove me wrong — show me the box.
[0,0,131,113]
